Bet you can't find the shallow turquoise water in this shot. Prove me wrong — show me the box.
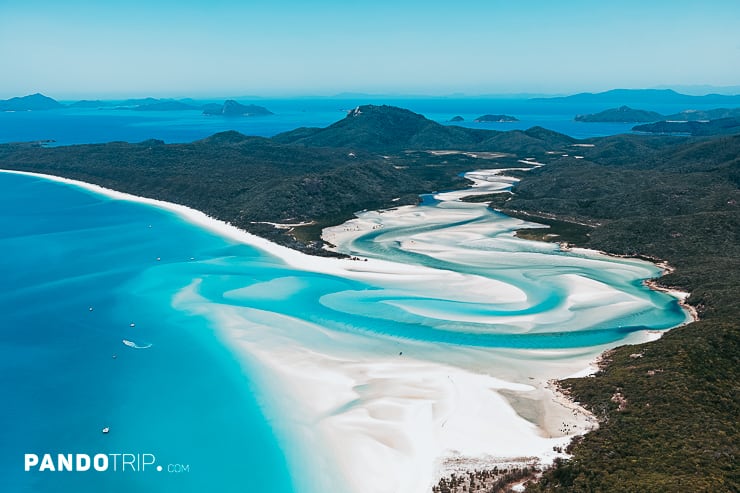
[0,172,688,491]
[0,174,295,492]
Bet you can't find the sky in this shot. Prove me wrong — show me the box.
[1,0,739,98]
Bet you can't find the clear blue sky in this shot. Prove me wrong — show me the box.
[1,0,739,98]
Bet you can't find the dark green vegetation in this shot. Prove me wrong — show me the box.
[504,135,740,492]
[474,114,519,122]
[434,467,535,493]
[202,100,273,116]
[575,105,664,123]
[634,117,740,136]
[460,192,509,204]
[504,211,594,245]
[0,105,737,491]
[0,93,62,111]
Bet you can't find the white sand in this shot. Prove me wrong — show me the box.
[175,285,598,493]
[1,169,690,493]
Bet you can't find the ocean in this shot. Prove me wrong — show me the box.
[0,96,725,145]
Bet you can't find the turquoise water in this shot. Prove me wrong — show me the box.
[0,174,295,492]
[0,172,688,491]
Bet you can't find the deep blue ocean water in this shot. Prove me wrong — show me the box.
[0,97,726,145]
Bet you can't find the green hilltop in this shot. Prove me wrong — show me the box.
[575,105,664,123]
[274,104,571,153]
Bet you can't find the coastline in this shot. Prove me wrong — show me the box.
[0,168,694,493]
[644,278,699,326]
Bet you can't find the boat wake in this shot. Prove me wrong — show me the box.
[122,339,153,349]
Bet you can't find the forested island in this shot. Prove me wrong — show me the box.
[634,117,740,136]
[575,105,664,122]
[474,114,519,122]
[0,105,737,491]
[576,105,740,130]
[202,100,273,116]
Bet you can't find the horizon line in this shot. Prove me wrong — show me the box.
[4,85,740,102]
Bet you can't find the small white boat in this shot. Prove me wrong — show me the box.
[102,427,110,434]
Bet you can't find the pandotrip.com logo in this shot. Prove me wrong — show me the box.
[24,453,190,474]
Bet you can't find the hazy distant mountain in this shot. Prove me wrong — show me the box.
[118,97,161,107]
[449,116,464,122]
[0,93,63,111]
[202,100,273,116]
[653,84,740,96]
[533,88,740,105]
[663,107,740,121]
[69,100,113,108]
[474,114,519,122]
[575,105,664,123]
[132,101,199,111]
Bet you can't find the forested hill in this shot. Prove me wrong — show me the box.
[273,104,574,153]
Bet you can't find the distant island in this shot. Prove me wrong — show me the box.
[664,107,740,121]
[576,106,740,126]
[202,100,273,116]
[633,117,740,136]
[532,88,740,105]
[69,100,113,108]
[0,93,63,111]
[131,101,200,111]
[449,115,464,122]
[474,114,519,122]
[575,105,664,123]
[0,93,278,117]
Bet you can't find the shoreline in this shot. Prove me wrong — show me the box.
[1,168,694,492]
[564,248,699,327]
[644,278,699,325]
